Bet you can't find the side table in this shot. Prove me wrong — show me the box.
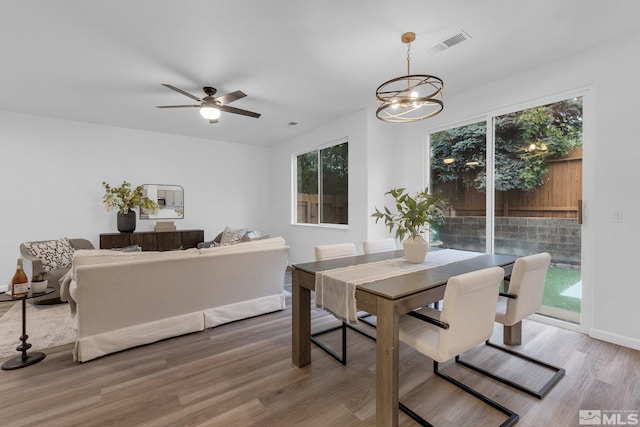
[1,287,55,370]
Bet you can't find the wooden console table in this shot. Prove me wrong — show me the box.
[100,229,204,251]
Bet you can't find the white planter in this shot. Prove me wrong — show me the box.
[31,280,48,293]
[403,236,429,263]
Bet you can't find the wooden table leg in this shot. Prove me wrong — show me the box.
[376,297,399,427]
[503,321,522,346]
[292,268,311,367]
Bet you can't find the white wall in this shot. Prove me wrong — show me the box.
[392,33,640,349]
[0,111,270,286]
[268,109,399,264]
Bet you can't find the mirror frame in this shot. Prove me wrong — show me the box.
[140,184,184,220]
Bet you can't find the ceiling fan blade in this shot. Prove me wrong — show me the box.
[216,90,246,105]
[219,105,261,118]
[161,84,202,102]
[209,119,219,124]
[156,105,200,108]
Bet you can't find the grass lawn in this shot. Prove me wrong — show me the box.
[543,265,581,313]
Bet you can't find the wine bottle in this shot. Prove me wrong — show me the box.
[11,258,29,298]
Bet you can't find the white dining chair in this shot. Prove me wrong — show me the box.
[312,243,375,365]
[362,238,396,254]
[314,242,358,261]
[398,266,519,427]
[456,252,565,399]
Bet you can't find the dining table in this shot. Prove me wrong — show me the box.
[291,248,518,427]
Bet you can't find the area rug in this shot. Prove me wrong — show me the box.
[0,302,76,358]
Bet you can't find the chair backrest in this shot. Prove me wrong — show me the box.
[437,266,504,361]
[498,252,551,326]
[314,243,357,261]
[362,238,396,254]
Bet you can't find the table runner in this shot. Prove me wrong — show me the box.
[315,249,482,323]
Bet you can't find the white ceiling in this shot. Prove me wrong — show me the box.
[1,1,639,146]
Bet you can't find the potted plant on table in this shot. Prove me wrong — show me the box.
[30,271,48,293]
[102,181,159,233]
[371,187,448,263]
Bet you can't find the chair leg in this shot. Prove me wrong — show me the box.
[311,318,376,365]
[456,340,565,399]
[434,361,520,427]
[399,361,519,427]
[399,402,434,427]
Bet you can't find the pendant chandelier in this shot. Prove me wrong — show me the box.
[376,32,444,123]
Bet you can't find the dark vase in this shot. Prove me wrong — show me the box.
[117,210,136,233]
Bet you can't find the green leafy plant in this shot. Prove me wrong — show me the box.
[372,187,448,241]
[102,181,159,215]
[32,271,47,282]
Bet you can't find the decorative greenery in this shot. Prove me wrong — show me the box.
[372,187,448,241]
[431,97,582,192]
[32,271,47,282]
[102,181,159,215]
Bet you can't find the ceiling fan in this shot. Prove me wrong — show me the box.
[157,84,261,123]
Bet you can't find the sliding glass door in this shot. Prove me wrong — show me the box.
[429,97,583,324]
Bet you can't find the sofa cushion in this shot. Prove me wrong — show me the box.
[23,238,75,271]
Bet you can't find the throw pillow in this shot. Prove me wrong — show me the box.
[212,231,224,244]
[240,230,264,242]
[23,237,75,271]
[219,227,247,246]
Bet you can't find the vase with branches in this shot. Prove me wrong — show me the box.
[102,181,159,232]
[372,187,448,263]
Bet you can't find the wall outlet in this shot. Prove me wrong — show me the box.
[612,210,623,223]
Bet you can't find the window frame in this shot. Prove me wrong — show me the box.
[292,138,349,228]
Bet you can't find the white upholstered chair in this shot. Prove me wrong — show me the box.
[398,266,519,427]
[456,252,565,399]
[312,243,375,364]
[362,238,396,254]
[314,243,357,260]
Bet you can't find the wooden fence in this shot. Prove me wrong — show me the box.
[297,193,348,224]
[434,147,582,218]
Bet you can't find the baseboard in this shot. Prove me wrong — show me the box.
[530,313,583,333]
[589,328,640,351]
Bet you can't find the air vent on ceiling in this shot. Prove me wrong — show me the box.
[427,30,472,55]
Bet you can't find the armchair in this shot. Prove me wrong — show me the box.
[20,238,95,304]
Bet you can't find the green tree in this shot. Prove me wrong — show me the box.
[322,142,348,197]
[431,98,582,192]
[297,151,318,194]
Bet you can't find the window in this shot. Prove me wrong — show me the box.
[428,96,583,324]
[295,141,348,225]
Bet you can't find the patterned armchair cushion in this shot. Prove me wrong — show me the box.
[22,238,75,271]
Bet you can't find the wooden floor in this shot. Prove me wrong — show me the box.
[1,272,639,427]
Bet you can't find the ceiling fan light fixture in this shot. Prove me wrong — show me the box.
[376,32,444,123]
[200,105,221,120]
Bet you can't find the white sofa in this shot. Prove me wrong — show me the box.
[62,237,289,362]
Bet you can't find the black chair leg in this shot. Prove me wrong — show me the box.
[310,316,376,365]
[399,361,519,427]
[434,361,519,427]
[399,402,434,427]
[456,340,565,399]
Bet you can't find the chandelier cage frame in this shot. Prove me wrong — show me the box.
[375,32,444,123]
